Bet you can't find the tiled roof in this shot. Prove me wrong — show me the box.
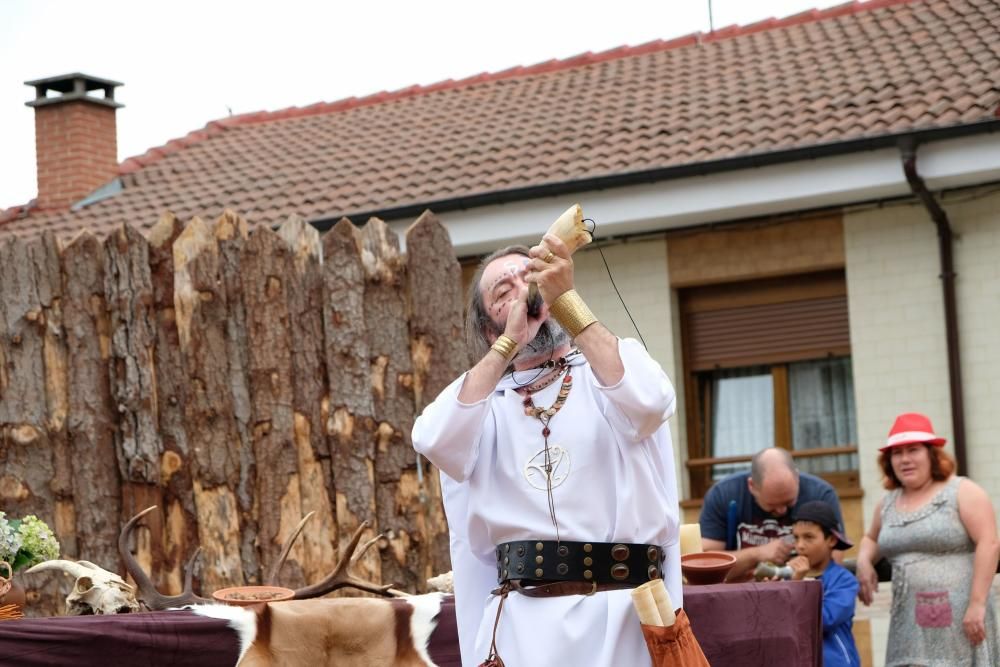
[3,0,999,239]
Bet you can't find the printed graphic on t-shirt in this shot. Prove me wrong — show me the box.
[736,518,793,550]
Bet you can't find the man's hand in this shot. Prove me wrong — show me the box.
[527,234,574,303]
[757,538,793,565]
[499,283,537,353]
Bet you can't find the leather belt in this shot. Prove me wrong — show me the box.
[494,539,665,588]
[499,580,635,598]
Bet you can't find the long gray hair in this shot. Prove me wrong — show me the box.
[465,245,531,361]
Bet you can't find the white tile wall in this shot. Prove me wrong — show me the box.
[843,204,952,525]
[573,239,687,489]
[946,190,1000,502]
[844,188,1000,666]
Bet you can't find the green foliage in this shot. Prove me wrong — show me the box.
[0,512,60,572]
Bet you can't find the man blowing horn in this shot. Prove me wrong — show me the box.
[413,232,682,666]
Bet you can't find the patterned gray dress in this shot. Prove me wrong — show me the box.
[878,476,1000,666]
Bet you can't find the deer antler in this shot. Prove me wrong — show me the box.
[265,511,316,585]
[289,520,400,599]
[120,506,213,610]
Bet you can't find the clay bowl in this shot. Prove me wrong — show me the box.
[212,585,295,607]
[681,551,737,585]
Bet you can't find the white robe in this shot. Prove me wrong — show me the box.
[416,338,682,667]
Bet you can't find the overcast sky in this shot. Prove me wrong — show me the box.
[1,0,849,210]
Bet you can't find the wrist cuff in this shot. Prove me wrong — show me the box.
[490,334,518,361]
[549,290,598,338]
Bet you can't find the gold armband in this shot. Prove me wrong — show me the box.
[490,334,518,361]
[549,290,598,338]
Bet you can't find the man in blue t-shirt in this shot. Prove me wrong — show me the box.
[699,447,844,581]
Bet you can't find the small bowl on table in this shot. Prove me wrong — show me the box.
[681,551,737,585]
[212,585,295,607]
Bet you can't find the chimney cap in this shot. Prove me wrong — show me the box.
[25,72,123,109]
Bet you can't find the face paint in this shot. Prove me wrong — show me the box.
[488,259,530,315]
[497,259,541,317]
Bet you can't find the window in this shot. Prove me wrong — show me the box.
[698,358,858,482]
[681,271,859,497]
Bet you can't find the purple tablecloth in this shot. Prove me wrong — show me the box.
[684,580,823,667]
[0,608,241,666]
[0,581,820,666]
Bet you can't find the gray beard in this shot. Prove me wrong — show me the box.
[514,319,570,364]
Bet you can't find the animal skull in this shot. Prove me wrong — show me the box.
[26,559,140,615]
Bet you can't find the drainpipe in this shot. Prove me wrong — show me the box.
[899,140,967,475]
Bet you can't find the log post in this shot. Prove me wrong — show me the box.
[173,216,246,591]
[322,218,381,588]
[215,211,259,584]
[103,224,162,484]
[241,227,299,581]
[360,218,423,591]
[61,230,121,571]
[0,234,65,615]
[277,217,337,588]
[36,232,72,565]
[148,212,198,594]
[104,224,164,589]
[405,210,469,576]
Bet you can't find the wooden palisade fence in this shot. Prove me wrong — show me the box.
[0,210,468,615]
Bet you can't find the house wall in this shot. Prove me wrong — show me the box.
[843,186,1000,667]
[573,239,686,489]
[947,189,1000,501]
[844,187,1000,523]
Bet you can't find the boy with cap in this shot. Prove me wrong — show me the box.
[787,500,861,667]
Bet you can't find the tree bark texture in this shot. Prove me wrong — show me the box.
[61,231,121,570]
[405,211,468,577]
[0,233,66,615]
[241,228,299,582]
[361,219,423,591]
[148,213,198,594]
[277,217,337,589]
[173,216,246,591]
[322,219,381,588]
[0,210,465,614]
[104,225,161,484]
[215,211,259,584]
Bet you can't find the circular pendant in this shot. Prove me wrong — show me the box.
[523,445,571,490]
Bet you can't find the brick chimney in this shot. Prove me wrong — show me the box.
[25,73,123,210]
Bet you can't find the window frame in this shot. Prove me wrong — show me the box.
[679,271,860,499]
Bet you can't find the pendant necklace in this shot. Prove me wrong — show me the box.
[521,365,573,543]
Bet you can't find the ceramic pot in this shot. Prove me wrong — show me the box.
[680,551,737,585]
[211,585,295,607]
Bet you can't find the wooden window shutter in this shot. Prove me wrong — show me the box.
[681,271,850,371]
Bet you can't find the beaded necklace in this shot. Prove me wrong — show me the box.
[521,368,573,542]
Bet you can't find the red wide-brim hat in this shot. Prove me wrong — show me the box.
[879,412,947,452]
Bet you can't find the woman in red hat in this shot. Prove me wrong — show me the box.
[855,412,1000,666]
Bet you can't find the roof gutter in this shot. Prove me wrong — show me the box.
[899,138,967,476]
[310,119,1000,230]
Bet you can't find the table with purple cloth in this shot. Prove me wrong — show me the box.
[0,580,820,666]
[683,579,823,667]
[0,609,243,666]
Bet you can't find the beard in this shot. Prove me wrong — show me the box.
[514,317,570,364]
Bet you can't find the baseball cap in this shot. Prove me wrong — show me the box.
[793,500,853,551]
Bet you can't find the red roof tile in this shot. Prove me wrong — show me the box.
[3,0,999,239]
